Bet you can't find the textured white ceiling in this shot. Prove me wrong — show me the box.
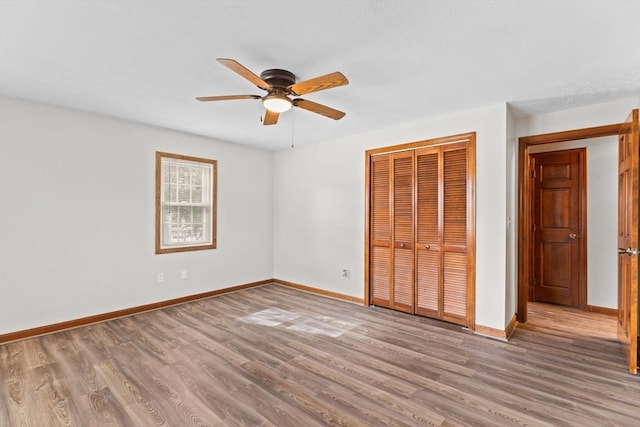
[1,1,639,150]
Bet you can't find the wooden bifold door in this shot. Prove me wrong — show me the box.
[366,133,476,328]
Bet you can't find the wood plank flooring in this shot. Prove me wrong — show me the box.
[1,284,638,426]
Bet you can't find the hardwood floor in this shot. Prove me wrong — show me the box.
[1,285,638,426]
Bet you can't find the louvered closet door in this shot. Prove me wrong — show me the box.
[415,142,470,326]
[391,151,415,312]
[442,142,469,324]
[415,147,441,317]
[369,151,415,311]
[368,134,474,327]
[370,155,391,307]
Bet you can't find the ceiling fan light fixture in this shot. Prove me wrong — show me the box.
[262,94,292,113]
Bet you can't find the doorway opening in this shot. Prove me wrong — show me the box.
[517,114,639,375]
[518,123,623,323]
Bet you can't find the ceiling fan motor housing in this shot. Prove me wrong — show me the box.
[260,69,296,90]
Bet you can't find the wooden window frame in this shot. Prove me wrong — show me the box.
[155,151,217,254]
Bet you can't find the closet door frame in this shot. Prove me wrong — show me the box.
[364,132,476,330]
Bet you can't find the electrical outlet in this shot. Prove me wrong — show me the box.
[341,269,350,278]
[157,272,164,283]
[181,270,188,280]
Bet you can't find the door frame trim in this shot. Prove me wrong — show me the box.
[517,123,624,323]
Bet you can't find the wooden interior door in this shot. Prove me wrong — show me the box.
[531,149,584,307]
[617,109,639,375]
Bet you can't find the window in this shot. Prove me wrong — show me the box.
[156,152,217,254]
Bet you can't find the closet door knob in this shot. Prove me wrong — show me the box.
[425,244,431,249]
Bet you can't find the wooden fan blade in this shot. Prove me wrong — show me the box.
[217,58,271,91]
[289,72,348,96]
[262,109,279,125]
[293,99,346,120]
[196,95,261,102]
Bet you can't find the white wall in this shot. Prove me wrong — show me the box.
[516,97,639,136]
[274,103,509,330]
[4,95,635,337]
[505,105,517,323]
[515,96,640,310]
[0,96,274,335]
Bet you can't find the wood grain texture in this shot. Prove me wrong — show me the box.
[392,152,414,312]
[366,132,476,157]
[505,314,518,339]
[0,280,272,345]
[474,314,518,342]
[519,123,624,145]
[618,108,639,374]
[1,286,638,426]
[586,305,618,316]
[289,71,349,96]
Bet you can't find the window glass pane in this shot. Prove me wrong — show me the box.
[179,205,190,224]
[170,205,180,223]
[178,166,190,185]
[192,186,203,203]
[178,185,190,203]
[192,168,202,186]
[193,223,204,240]
[193,208,203,224]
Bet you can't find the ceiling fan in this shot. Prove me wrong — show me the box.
[196,58,349,125]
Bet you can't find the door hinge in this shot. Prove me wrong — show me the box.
[619,247,639,256]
